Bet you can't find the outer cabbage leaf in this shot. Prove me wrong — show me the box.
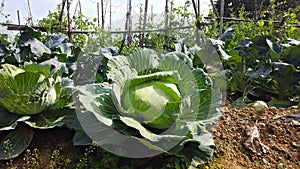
[23,108,73,129]
[0,108,30,131]
[0,124,33,160]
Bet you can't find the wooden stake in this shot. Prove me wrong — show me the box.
[198,0,200,16]
[151,4,153,22]
[0,0,5,13]
[140,0,148,47]
[164,0,169,51]
[97,2,100,27]
[127,0,132,45]
[219,0,225,36]
[101,0,104,29]
[120,0,132,52]
[109,0,112,30]
[139,4,142,30]
[17,10,21,33]
[209,0,219,18]
[59,0,66,32]
[192,0,199,17]
[17,10,20,26]
[66,0,71,40]
[27,0,33,25]
[78,0,81,14]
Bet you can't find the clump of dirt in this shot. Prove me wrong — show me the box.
[208,107,300,169]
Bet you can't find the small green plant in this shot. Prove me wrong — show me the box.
[277,162,286,169]
[3,139,15,169]
[163,155,187,169]
[74,145,131,169]
[75,146,95,169]
[49,149,72,169]
[23,149,41,169]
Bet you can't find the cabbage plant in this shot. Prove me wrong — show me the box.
[77,48,222,167]
[0,63,72,159]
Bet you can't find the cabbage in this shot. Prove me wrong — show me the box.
[76,48,222,167]
[0,63,61,114]
[0,63,72,159]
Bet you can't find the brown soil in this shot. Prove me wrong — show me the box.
[208,107,300,169]
[0,107,299,169]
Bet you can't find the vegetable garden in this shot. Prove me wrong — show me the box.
[0,0,299,168]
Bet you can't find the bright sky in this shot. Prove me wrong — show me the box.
[1,0,211,30]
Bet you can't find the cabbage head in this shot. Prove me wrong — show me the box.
[0,63,61,115]
[77,48,222,167]
[0,63,74,160]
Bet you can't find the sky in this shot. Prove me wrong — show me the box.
[1,0,211,30]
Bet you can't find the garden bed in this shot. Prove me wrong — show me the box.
[1,107,299,169]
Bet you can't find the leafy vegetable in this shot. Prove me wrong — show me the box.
[0,63,60,115]
[0,63,73,160]
[76,48,221,167]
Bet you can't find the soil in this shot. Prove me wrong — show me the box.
[0,107,299,169]
[207,107,300,169]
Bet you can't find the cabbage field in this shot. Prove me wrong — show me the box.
[0,1,300,168]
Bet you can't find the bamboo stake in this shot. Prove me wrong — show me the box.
[17,10,20,26]
[219,0,225,36]
[59,0,66,32]
[17,10,21,33]
[140,0,148,47]
[209,0,219,18]
[97,2,100,27]
[109,0,112,30]
[164,0,169,51]
[27,0,33,25]
[139,4,142,30]
[66,0,71,40]
[197,0,200,16]
[78,0,81,14]
[127,0,132,45]
[0,0,5,13]
[192,0,198,17]
[151,4,153,22]
[101,0,104,29]
[120,0,131,52]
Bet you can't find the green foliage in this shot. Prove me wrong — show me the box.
[0,29,76,160]
[206,1,300,42]
[0,0,299,167]
[38,4,114,49]
[211,26,300,106]
[38,4,67,33]
[203,1,300,106]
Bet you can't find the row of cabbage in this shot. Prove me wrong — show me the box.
[0,27,222,168]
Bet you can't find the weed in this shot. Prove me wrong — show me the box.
[23,149,40,169]
[49,149,72,169]
[3,139,15,169]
